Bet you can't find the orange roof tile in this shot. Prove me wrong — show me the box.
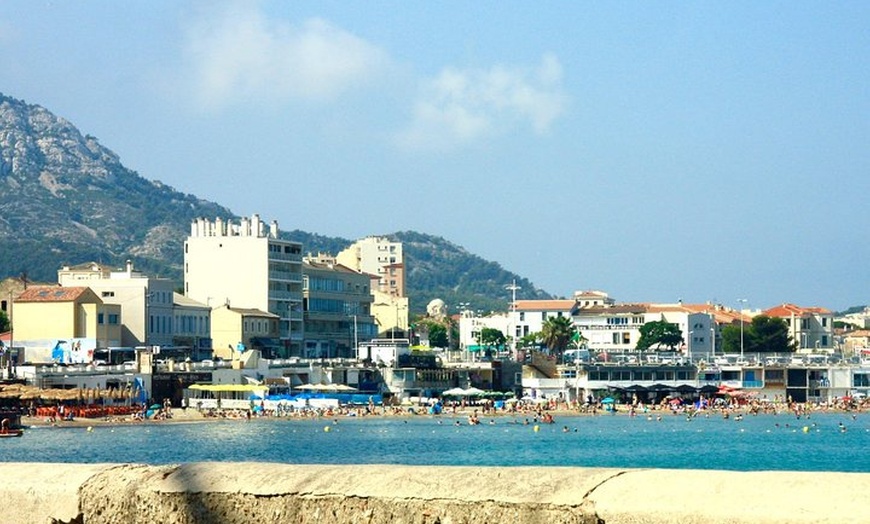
[514,299,576,312]
[764,303,832,318]
[15,286,91,302]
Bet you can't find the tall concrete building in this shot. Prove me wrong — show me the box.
[336,236,405,298]
[184,215,304,357]
[336,236,407,338]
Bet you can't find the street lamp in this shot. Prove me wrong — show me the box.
[506,280,521,360]
[711,326,716,359]
[737,299,748,358]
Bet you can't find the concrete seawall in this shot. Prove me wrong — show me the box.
[1,463,868,523]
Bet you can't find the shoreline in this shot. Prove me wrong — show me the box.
[19,401,867,429]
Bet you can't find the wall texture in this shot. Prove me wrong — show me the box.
[1,463,867,524]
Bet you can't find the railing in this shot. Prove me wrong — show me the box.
[268,252,303,263]
[269,271,302,282]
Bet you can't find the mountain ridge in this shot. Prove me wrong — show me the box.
[0,93,551,313]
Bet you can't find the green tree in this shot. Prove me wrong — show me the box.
[720,315,795,354]
[636,320,683,351]
[427,323,449,348]
[540,315,576,360]
[519,331,541,349]
[477,327,506,350]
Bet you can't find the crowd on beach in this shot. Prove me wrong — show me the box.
[20,390,868,428]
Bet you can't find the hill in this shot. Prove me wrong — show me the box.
[0,93,232,280]
[0,93,551,312]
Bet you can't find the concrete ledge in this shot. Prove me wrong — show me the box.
[1,463,868,523]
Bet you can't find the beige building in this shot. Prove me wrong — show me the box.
[210,304,279,361]
[184,215,303,357]
[764,303,835,352]
[302,254,377,358]
[336,237,407,337]
[171,293,212,354]
[57,261,176,348]
[12,286,121,363]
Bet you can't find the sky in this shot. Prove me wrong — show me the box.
[1,2,868,312]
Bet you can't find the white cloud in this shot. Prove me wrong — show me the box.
[181,4,388,110]
[397,54,568,151]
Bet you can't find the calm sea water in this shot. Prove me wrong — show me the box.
[4,412,869,472]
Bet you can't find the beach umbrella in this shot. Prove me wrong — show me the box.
[464,387,486,396]
[601,397,615,404]
[442,387,466,396]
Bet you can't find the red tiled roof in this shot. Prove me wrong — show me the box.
[764,303,832,318]
[15,286,91,302]
[514,299,576,312]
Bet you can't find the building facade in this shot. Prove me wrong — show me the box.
[763,303,835,352]
[302,255,377,359]
[510,299,577,343]
[12,286,121,363]
[210,304,280,360]
[57,261,176,348]
[184,215,304,357]
[171,293,212,355]
[571,303,715,358]
[336,236,407,336]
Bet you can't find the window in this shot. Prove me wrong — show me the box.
[854,374,870,388]
[519,312,525,321]
[98,313,105,324]
[589,371,609,381]
[612,333,620,344]
[108,314,119,325]
[622,332,630,344]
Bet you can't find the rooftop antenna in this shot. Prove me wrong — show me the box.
[505,280,521,358]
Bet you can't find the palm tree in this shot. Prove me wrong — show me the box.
[540,315,576,361]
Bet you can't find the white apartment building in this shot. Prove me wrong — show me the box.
[184,215,304,357]
[336,236,405,297]
[510,299,577,343]
[764,303,835,352]
[57,261,176,348]
[458,312,510,355]
[571,303,714,358]
[336,236,407,336]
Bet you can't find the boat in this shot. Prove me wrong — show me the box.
[0,429,23,438]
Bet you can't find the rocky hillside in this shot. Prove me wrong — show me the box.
[0,93,232,279]
[0,93,551,312]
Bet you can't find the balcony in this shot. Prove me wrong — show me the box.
[742,380,763,389]
[269,270,302,283]
[268,251,302,263]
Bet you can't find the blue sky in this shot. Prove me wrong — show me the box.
[1,2,868,311]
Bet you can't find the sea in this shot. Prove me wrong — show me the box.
[4,411,869,472]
